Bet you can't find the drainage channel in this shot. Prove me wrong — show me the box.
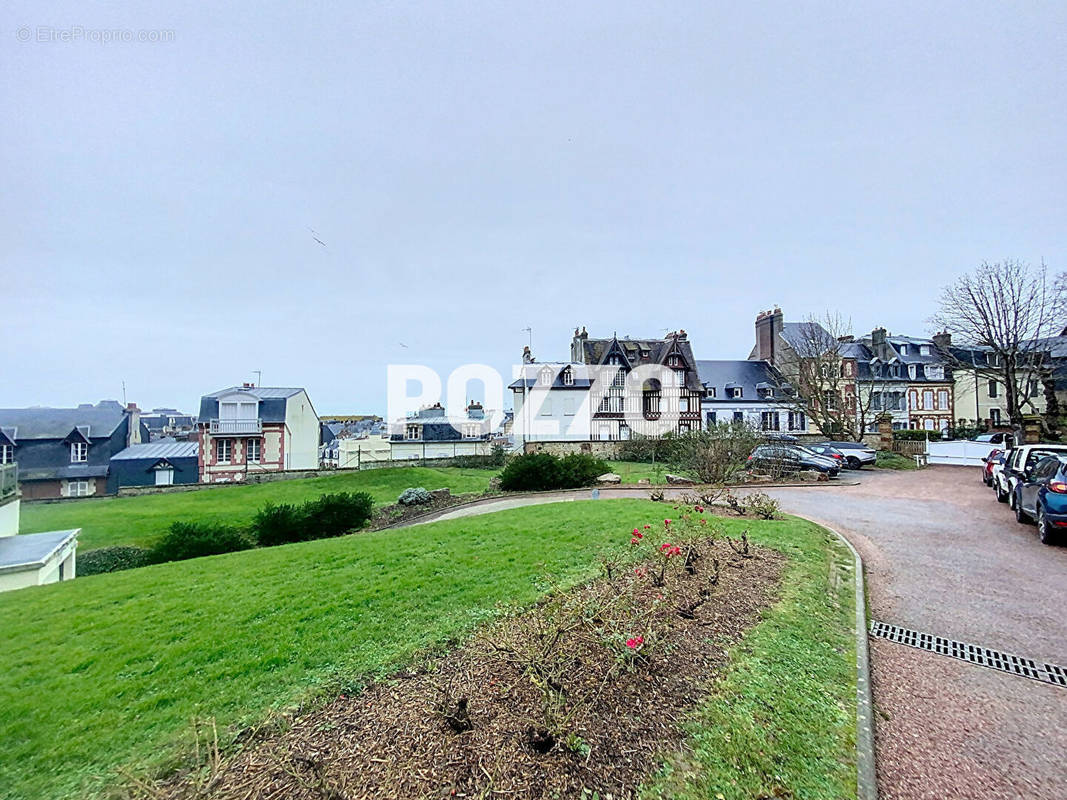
[869,620,1067,688]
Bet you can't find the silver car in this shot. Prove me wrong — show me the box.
[821,441,877,469]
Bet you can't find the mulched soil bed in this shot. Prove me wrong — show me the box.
[155,539,784,800]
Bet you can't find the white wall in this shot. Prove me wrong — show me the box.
[390,441,491,460]
[702,402,807,432]
[927,440,997,467]
[512,388,592,442]
[284,390,321,470]
[0,497,19,538]
[0,534,78,593]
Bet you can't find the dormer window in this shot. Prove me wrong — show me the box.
[405,424,420,440]
[562,368,574,386]
[730,387,743,399]
[608,355,621,366]
[920,345,931,356]
[668,354,680,366]
[538,367,553,386]
[899,344,908,355]
[70,442,88,463]
[705,387,716,399]
[463,424,480,439]
[0,444,13,464]
[908,364,917,380]
[927,365,944,380]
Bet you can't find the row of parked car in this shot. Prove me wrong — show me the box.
[983,443,1067,545]
[747,439,877,478]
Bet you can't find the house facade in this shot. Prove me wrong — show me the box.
[0,401,150,499]
[389,402,493,459]
[197,385,319,483]
[697,360,808,433]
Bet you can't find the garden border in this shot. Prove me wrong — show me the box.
[392,492,877,800]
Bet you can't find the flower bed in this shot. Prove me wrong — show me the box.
[155,506,784,799]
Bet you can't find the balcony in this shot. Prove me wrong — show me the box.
[0,463,16,503]
[209,418,263,436]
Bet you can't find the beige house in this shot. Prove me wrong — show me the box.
[0,464,79,593]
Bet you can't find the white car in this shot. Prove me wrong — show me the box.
[995,444,1067,505]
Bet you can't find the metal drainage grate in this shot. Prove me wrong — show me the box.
[869,621,1066,688]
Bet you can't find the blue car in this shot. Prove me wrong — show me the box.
[1013,455,1067,544]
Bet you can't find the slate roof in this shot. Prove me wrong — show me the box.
[696,360,789,403]
[0,401,126,441]
[0,529,78,574]
[509,363,596,390]
[198,387,308,424]
[576,334,703,392]
[111,441,198,461]
[779,321,838,355]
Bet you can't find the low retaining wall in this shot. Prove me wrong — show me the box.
[522,441,622,458]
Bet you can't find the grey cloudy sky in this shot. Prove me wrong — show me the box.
[3,1,1064,416]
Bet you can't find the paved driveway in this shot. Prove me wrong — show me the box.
[762,467,1067,800]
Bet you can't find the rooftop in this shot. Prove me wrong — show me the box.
[0,529,79,575]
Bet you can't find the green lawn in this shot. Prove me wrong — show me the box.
[875,450,919,470]
[604,460,672,484]
[0,500,857,800]
[19,467,497,551]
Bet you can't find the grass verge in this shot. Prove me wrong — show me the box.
[645,515,857,799]
[18,466,497,550]
[0,501,856,799]
[875,450,919,470]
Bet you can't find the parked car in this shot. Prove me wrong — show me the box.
[805,444,846,467]
[822,440,878,469]
[995,443,1067,505]
[747,444,840,477]
[1012,455,1067,544]
[980,448,1004,486]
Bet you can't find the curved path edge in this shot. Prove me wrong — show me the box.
[394,493,877,800]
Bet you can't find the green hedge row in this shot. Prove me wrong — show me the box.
[498,452,608,491]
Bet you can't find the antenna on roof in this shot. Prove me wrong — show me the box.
[121,380,127,406]
[253,370,261,387]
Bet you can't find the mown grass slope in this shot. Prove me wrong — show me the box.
[19,466,497,550]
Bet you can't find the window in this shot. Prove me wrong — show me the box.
[733,411,744,423]
[405,424,419,440]
[706,411,717,426]
[540,398,553,416]
[70,441,88,462]
[668,354,680,366]
[927,365,944,380]
[612,368,626,387]
[562,368,574,386]
[216,439,232,463]
[705,387,716,398]
[608,355,621,366]
[619,424,631,440]
[246,438,261,462]
[920,345,931,356]
[596,423,613,441]
[788,411,806,431]
[67,479,90,497]
[823,390,838,411]
[988,381,998,398]
[155,468,174,486]
[563,397,577,417]
[463,424,480,439]
[990,408,1001,425]
[538,367,553,386]
[760,412,780,431]
[923,390,934,409]
[679,397,690,412]
[908,364,917,380]
[938,390,949,410]
[909,391,917,410]
[872,392,883,410]
[0,445,12,464]
[678,423,691,434]
[730,387,743,399]
[1029,380,1039,397]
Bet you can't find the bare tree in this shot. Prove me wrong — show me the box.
[770,312,884,440]
[932,260,1064,427]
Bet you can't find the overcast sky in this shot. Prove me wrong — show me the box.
[3,1,1064,416]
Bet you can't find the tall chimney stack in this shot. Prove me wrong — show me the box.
[126,402,142,446]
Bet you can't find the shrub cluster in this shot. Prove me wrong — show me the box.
[77,546,152,576]
[498,452,609,492]
[152,521,255,563]
[398,487,433,506]
[252,492,374,547]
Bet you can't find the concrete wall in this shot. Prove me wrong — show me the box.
[0,536,77,593]
[0,496,19,537]
[390,441,492,460]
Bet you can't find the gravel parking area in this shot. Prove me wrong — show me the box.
[764,466,1067,800]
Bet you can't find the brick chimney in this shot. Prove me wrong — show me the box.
[126,403,142,446]
[754,307,784,364]
[570,326,589,363]
[932,331,952,350]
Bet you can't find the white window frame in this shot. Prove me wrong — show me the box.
[67,479,90,497]
[405,424,420,440]
[937,390,949,411]
[562,368,574,386]
[216,439,232,464]
[463,424,480,439]
[0,444,12,464]
[538,367,553,386]
[246,438,261,462]
[70,441,88,463]
[679,397,689,412]
[923,390,934,410]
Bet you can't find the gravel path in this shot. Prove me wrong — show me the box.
[423,469,1067,799]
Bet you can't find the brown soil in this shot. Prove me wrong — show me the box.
[155,541,784,800]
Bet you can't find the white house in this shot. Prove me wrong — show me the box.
[697,359,808,433]
[0,464,79,593]
[389,402,494,460]
[197,385,320,483]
